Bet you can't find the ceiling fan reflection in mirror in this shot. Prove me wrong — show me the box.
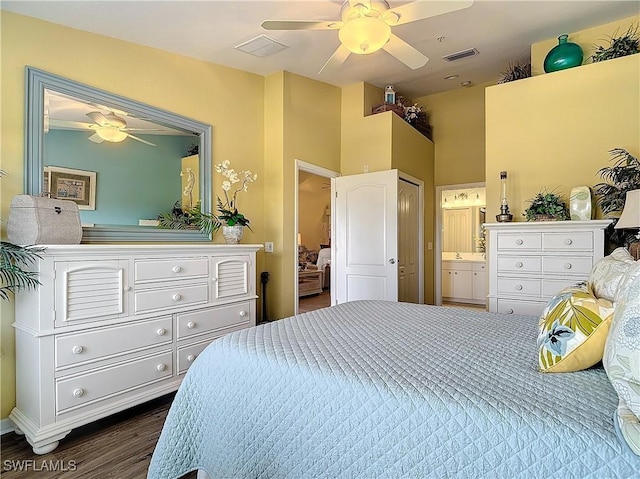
[49,111,159,146]
[262,0,474,74]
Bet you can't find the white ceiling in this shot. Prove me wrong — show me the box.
[3,1,638,98]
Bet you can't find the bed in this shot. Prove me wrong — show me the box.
[147,300,639,479]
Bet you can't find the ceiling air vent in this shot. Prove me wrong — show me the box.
[442,48,479,62]
[235,35,289,58]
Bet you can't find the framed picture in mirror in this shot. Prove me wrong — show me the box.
[44,166,96,210]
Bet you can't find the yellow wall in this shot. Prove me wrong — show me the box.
[0,12,266,419]
[531,15,640,76]
[415,82,492,187]
[485,54,640,222]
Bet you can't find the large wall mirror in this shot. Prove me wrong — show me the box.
[25,66,212,242]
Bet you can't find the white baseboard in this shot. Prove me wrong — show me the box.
[1,417,15,435]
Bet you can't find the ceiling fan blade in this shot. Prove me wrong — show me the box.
[385,0,473,26]
[86,111,109,126]
[123,128,164,132]
[262,20,343,31]
[126,133,156,147]
[49,119,95,130]
[382,34,429,69]
[348,0,371,10]
[88,133,104,143]
[319,44,351,75]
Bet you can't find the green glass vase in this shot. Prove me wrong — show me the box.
[544,34,583,73]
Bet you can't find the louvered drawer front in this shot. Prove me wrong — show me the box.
[497,278,541,297]
[56,263,126,325]
[56,351,173,413]
[542,279,583,297]
[134,257,208,283]
[177,340,210,374]
[134,283,208,314]
[497,299,546,316]
[55,317,172,369]
[543,232,593,251]
[214,258,249,299]
[497,256,541,273]
[497,233,542,250]
[543,256,593,275]
[177,301,252,339]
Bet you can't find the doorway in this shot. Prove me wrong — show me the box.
[295,160,340,314]
[435,182,486,306]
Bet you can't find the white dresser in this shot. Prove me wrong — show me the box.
[484,221,610,316]
[10,244,261,454]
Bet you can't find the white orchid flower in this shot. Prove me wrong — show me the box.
[222,181,231,191]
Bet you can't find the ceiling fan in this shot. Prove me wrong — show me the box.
[49,111,158,146]
[262,0,474,74]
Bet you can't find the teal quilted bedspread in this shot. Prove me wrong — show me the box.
[148,301,639,478]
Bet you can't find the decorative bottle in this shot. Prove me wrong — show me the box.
[544,34,583,73]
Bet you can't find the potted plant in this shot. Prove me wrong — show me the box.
[591,24,639,63]
[594,148,640,248]
[524,189,569,221]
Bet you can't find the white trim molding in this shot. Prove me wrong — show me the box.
[1,417,15,435]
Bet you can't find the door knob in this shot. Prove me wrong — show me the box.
[388,259,396,264]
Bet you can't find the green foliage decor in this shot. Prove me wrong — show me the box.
[524,189,569,221]
[591,24,639,63]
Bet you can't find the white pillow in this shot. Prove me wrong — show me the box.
[588,247,636,301]
[603,260,640,455]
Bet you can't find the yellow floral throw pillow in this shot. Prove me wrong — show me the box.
[538,283,615,373]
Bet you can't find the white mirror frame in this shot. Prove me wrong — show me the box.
[25,66,213,242]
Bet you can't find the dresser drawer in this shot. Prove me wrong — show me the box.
[134,283,208,314]
[135,257,208,283]
[56,317,172,369]
[55,351,173,413]
[497,256,541,273]
[543,232,593,251]
[542,256,593,275]
[177,340,211,374]
[497,278,541,297]
[497,233,542,251]
[177,301,252,339]
[542,279,583,297]
[496,299,546,317]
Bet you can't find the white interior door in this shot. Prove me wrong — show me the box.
[398,179,420,303]
[334,170,398,304]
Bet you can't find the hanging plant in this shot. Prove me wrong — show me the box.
[591,24,639,63]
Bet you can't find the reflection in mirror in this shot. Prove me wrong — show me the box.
[441,187,486,255]
[26,67,212,242]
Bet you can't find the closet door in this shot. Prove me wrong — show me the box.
[334,170,398,304]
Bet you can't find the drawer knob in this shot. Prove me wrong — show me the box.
[564,263,572,270]
[506,308,514,314]
[73,388,84,398]
[72,345,84,354]
[156,328,167,336]
[187,354,196,362]
[515,262,523,268]
[516,239,523,245]
[239,310,248,317]
[212,277,218,282]
[187,321,196,329]
[172,265,182,273]
[172,293,182,301]
[515,284,523,291]
[123,286,131,292]
[157,364,167,372]
[564,239,573,245]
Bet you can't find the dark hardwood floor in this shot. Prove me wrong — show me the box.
[0,394,195,479]
[298,289,331,313]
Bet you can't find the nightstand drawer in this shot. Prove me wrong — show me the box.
[543,256,593,275]
[55,316,172,369]
[497,278,541,297]
[497,233,542,250]
[497,256,541,273]
[135,257,209,283]
[135,283,209,314]
[56,351,173,413]
[543,232,593,251]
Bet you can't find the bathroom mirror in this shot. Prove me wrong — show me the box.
[25,66,212,242]
[441,188,486,254]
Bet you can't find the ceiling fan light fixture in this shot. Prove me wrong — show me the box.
[96,126,127,143]
[339,15,391,54]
